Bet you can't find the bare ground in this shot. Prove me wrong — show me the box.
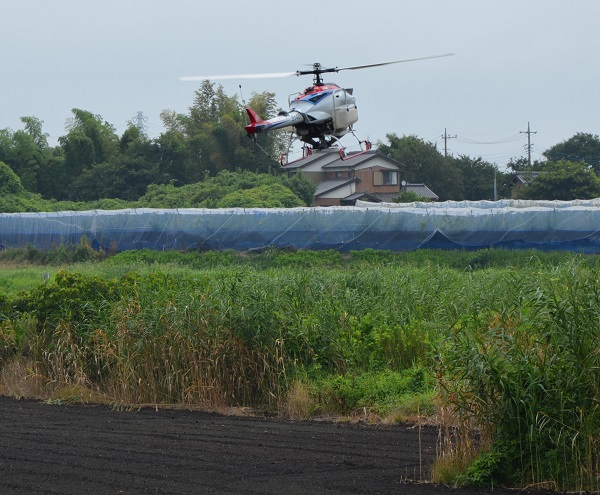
[0,396,537,495]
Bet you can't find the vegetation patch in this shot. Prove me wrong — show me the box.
[0,248,598,491]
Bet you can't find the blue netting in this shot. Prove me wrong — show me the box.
[2,199,600,252]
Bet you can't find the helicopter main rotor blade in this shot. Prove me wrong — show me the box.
[180,53,454,82]
[336,53,454,72]
[180,71,299,82]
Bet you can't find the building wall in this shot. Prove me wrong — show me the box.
[314,181,356,207]
[511,181,525,199]
[298,171,325,185]
[315,197,343,207]
[322,166,401,195]
[354,166,400,194]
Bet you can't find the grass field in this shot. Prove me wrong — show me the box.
[0,246,598,490]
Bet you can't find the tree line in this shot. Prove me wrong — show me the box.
[2,79,600,210]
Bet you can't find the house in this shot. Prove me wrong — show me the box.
[283,148,427,206]
[508,171,541,198]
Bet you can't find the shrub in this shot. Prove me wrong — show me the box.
[0,162,24,195]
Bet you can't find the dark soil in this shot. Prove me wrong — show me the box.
[0,395,534,494]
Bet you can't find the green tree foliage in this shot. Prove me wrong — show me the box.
[0,161,24,195]
[161,81,284,180]
[378,134,463,200]
[21,116,49,149]
[282,171,316,206]
[58,109,119,197]
[0,117,59,195]
[452,155,512,200]
[153,121,192,185]
[216,183,304,208]
[72,125,164,201]
[518,160,600,200]
[506,156,546,172]
[136,170,310,208]
[6,129,42,191]
[543,132,600,172]
[0,160,63,213]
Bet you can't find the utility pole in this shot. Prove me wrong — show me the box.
[442,128,457,157]
[520,122,537,166]
[494,170,498,201]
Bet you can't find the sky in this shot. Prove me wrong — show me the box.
[3,0,599,169]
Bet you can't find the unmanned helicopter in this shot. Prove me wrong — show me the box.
[180,54,453,160]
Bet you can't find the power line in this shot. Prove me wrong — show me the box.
[455,134,524,145]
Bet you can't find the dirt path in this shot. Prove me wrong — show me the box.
[0,396,526,495]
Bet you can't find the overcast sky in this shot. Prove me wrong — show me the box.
[3,0,599,168]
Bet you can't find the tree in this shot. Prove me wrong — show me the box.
[377,134,463,200]
[518,160,600,200]
[506,156,546,172]
[0,118,57,195]
[58,109,119,192]
[452,155,512,200]
[73,125,167,201]
[7,130,43,191]
[153,126,191,185]
[543,133,600,173]
[0,161,25,195]
[21,116,49,150]
[159,83,284,183]
[282,171,316,206]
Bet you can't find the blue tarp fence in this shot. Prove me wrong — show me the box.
[2,199,600,253]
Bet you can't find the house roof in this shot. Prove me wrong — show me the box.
[340,192,382,205]
[369,193,399,203]
[282,148,401,171]
[322,150,401,170]
[282,149,340,171]
[314,178,357,197]
[365,184,439,203]
[401,183,439,200]
[511,171,541,185]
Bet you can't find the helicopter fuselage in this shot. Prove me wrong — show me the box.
[245,82,358,148]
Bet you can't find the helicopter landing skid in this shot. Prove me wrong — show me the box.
[339,140,372,160]
[279,132,372,166]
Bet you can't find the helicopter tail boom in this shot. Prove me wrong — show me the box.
[244,108,304,135]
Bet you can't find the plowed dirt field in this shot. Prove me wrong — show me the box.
[0,396,534,494]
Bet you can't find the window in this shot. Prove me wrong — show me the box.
[373,170,398,186]
[307,91,332,104]
[383,171,398,185]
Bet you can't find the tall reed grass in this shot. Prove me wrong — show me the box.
[436,260,600,491]
[1,264,454,407]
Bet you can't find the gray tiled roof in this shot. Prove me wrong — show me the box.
[401,183,439,200]
[283,149,402,171]
[314,178,357,196]
[512,171,541,184]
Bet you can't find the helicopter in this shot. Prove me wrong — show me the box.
[180,54,453,159]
